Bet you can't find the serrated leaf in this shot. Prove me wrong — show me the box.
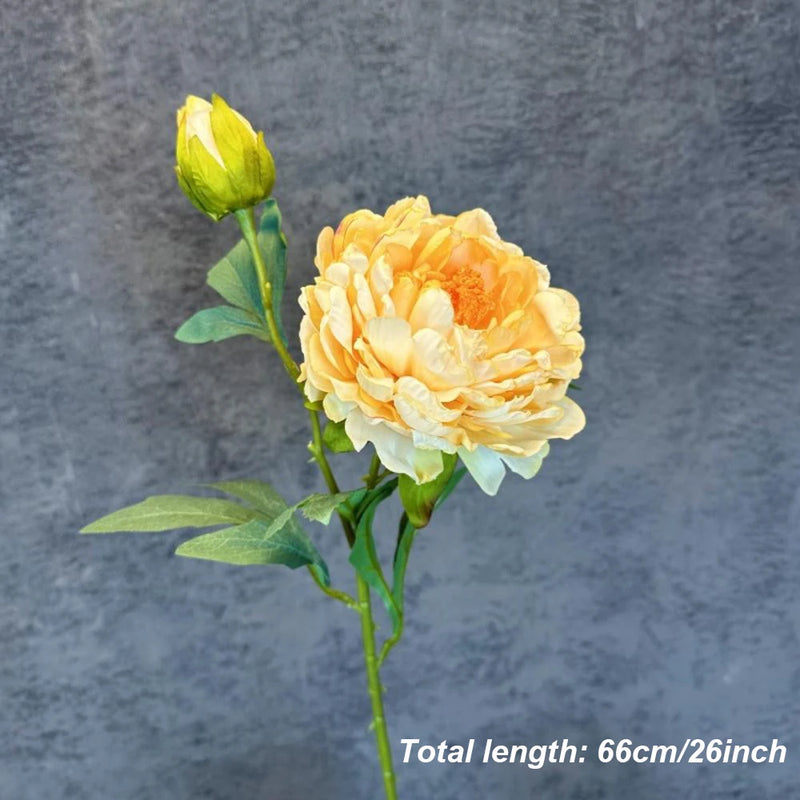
[398,452,458,529]
[208,480,288,519]
[349,481,400,634]
[175,516,329,582]
[175,305,270,344]
[322,420,355,453]
[298,492,355,525]
[81,495,255,533]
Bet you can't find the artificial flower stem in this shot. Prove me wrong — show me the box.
[238,200,393,795]
[234,207,301,385]
[358,573,398,800]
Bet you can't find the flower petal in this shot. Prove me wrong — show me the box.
[500,442,549,478]
[356,365,394,402]
[457,444,506,496]
[326,285,353,350]
[453,208,499,239]
[345,410,444,482]
[408,287,454,334]
[363,317,413,375]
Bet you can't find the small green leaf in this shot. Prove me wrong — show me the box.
[207,239,264,320]
[349,481,401,634]
[298,492,356,525]
[568,382,582,391]
[203,200,288,344]
[81,495,255,533]
[175,305,270,344]
[175,516,329,582]
[322,420,355,453]
[208,480,288,519]
[398,452,458,529]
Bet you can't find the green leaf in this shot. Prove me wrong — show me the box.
[204,200,288,344]
[175,305,270,344]
[298,492,356,525]
[81,495,256,533]
[322,420,355,453]
[349,481,401,634]
[398,452,458,529]
[213,480,357,527]
[391,515,416,612]
[379,466,466,664]
[207,239,264,320]
[207,479,288,519]
[392,466,465,609]
[257,199,288,344]
[175,516,329,582]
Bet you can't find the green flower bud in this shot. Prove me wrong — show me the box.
[174,94,276,221]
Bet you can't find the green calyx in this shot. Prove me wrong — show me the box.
[398,452,459,529]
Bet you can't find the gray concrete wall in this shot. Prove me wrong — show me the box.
[2,1,799,797]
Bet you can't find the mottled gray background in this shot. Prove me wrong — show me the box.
[2,0,799,798]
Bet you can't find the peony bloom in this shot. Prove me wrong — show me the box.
[175,94,275,221]
[298,196,585,495]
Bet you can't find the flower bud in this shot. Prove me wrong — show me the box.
[175,94,276,221]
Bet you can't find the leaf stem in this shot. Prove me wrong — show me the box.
[307,566,358,610]
[234,207,301,385]
[358,573,398,800]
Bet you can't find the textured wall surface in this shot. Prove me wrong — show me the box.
[2,1,799,798]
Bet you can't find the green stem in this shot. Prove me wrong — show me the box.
[234,207,301,385]
[235,203,394,795]
[365,452,382,489]
[234,205,354,548]
[309,407,355,547]
[358,574,398,800]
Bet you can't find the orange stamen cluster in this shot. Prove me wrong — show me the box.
[442,264,496,329]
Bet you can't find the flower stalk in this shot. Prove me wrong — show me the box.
[234,207,301,384]
[358,572,398,800]
[358,452,399,796]
[235,207,356,549]
[237,206,397,798]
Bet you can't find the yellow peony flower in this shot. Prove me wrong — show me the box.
[298,196,585,495]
